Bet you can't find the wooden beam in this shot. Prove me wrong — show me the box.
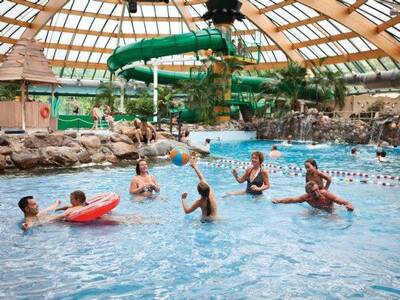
[0,16,31,28]
[59,8,192,22]
[276,15,327,32]
[9,0,43,10]
[292,32,358,49]
[172,0,197,31]
[21,0,69,40]
[184,0,207,5]
[296,0,400,62]
[95,0,172,5]
[348,0,367,14]
[259,0,295,14]
[240,0,305,65]
[243,49,387,70]
[377,16,400,33]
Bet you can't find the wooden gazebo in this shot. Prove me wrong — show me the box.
[0,39,57,130]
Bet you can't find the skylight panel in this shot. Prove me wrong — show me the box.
[167,5,181,18]
[77,16,94,30]
[52,13,67,27]
[349,37,372,51]
[19,8,38,22]
[141,5,156,17]
[308,45,327,57]
[58,32,73,44]
[83,35,98,47]
[103,20,119,33]
[88,52,102,63]
[65,15,81,28]
[337,40,358,53]
[1,1,14,12]
[360,38,377,49]
[8,26,25,39]
[91,18,106,31]
[291,2,318,17]
[45,48,55,59]
[317,20,340,35]
[85,1,102,14]
[387,28,400,41]
[47,31,61,44]
[77,51,91,62]
[71,0,88,12]
[170,22,184,34]
[328,20,351,33]
[273,8,298,23]
[284,4,308,19]
[95,36,110,48]
[131,21,146,33]
[0,44,12,54]
[273,50,287,61]
[318,43,340,56]
[298,48,316,59]
[191,4,207,14]
[144,22,158,34]
[266,11,288,26]
[154,5,168,17]
[326,42,343,55]
[158,22,170,34]
[67,50,79,61]
[53,49,67,60]
[296,26,319,40]
[98,3,117,15]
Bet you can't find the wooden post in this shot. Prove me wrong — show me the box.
[21,80,26,130]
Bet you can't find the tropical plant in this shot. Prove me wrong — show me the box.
[261,61,308,112]
[95,82,115,112]
[125,92,154,118]
[312,68,347,109]
[175,76,220,124]
[0,82,20,101]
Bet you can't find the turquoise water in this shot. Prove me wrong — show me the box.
[0,140,399,299]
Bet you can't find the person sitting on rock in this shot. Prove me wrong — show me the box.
[18,196,64,230]
[129,159,160,198]
[139,119,157,146]
[272,181,354,212]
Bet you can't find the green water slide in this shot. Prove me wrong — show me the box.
[108,28,233,72]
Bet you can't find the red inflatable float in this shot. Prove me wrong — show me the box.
[40,106,50,118]
[66,192,120,222]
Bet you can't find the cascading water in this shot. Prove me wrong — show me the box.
[299,115,314,141]
[369,118,390,144]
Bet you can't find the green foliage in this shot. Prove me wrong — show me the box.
[312,68,347,109]
[125,92,154,118]
[95,83,115,111]
[156,85,174,118]
[175,76,220,124]
[0,83,20,101]
[367,100,385,112]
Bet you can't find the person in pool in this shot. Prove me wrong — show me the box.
[18,196,64,230]
[304,159,331,190]
[181,156,217,222]
[224,151,270,197]
[269,145,282,159]
[56,190,87,215]
[129,159,160,197]
[272,180,354,212]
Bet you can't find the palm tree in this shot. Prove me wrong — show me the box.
[95,82,115,112]
[312,68,347,109]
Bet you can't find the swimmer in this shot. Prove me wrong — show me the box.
[376,150,389,163]
[351,148,357,155]
[272,180,354,212]
[269,145,283,159]
[181,156,217,222]
[224,151,270,197]
[287,135,293,144]
[129,159,160,197]
[18,196,64,230]
[305,159,331,190]
[56,190,87,215]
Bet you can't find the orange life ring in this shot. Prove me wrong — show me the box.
[40,106,50,118]
[66,192,120,222]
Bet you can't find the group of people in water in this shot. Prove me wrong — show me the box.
[19,145,355,229]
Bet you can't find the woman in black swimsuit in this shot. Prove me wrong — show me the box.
[223,151,270,197]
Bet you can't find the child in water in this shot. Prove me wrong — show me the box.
[56,190,87,215]
[304,159,331,190]
[181,156,217,222]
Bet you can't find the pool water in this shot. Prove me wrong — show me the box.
[0,140,399,299]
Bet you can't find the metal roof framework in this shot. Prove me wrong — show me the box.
[0,0,399,80]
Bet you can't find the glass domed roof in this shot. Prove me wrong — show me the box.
[1,0,399,80]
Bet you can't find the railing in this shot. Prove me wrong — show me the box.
[319,111,378,121]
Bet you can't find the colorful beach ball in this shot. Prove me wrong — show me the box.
[169,146,190,166]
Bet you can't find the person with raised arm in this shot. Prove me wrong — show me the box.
[181,156,217,222]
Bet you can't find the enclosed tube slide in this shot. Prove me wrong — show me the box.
[107,28,270,93]
[108,28,231,72]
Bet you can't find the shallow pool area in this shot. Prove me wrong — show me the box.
[0,140,399,299]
